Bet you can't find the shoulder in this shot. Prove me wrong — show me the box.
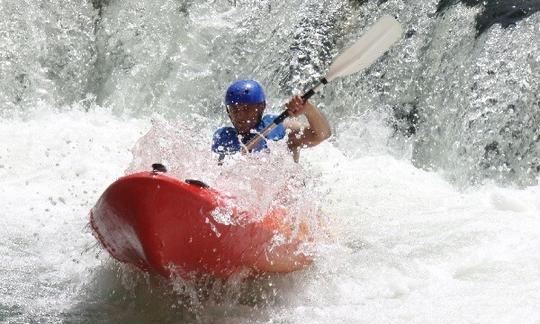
[261,114,286,140]
[261,114,278,126]
[212,127,239,153]
[213,126,236,139]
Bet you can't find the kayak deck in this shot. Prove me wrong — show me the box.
[90,171,312,278]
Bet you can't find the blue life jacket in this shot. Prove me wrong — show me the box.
[212,114,286,154]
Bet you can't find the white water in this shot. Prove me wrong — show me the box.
[0,109,148,321]
[1,109,539,322]
[1,0,540,322]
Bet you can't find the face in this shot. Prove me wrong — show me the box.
[227,103,265,134]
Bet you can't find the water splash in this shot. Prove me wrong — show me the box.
[1,0,540,322]
[126,118,325,235]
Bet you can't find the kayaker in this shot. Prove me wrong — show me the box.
[212,79,331,162]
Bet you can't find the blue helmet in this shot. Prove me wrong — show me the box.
[225,80,266,106]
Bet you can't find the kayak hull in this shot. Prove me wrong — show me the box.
[89,172,312,278]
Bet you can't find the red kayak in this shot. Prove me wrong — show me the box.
[89,165,312,279]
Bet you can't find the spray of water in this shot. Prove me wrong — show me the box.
[1,0,539,322]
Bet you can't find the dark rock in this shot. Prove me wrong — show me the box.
[436,0,540,36]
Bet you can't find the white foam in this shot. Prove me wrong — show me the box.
[0,109,149,318]
[2,109,540,322]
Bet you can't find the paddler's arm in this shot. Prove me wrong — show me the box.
[284,95,332,162]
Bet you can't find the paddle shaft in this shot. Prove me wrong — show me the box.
[243,77,328,152]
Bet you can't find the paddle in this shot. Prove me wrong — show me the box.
[243,14,403,152]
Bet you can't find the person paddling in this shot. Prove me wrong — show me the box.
[212,79,331,162]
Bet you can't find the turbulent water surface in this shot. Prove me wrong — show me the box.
[1,0,539,323]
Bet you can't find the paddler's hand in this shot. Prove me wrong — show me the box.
[286,95,315,117]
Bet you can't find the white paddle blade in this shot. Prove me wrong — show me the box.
[326,15,402,81]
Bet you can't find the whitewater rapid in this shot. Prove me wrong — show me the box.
[1,109,539,323]
[1,0,539,322]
